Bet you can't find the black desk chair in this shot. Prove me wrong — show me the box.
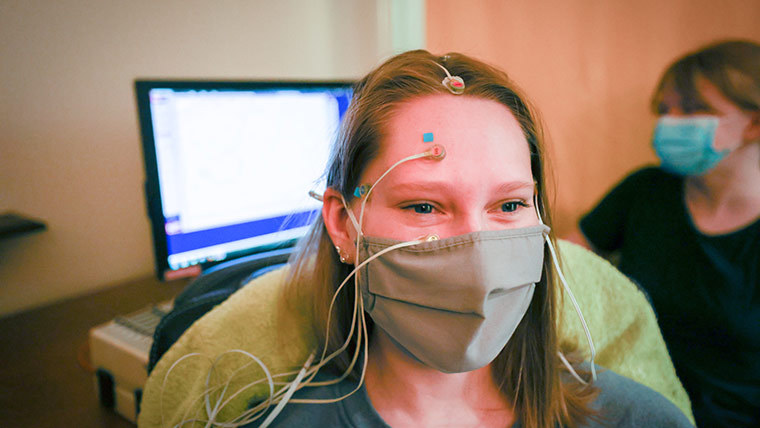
[147,248,293,374]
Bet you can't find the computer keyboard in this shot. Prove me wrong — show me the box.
[89,302,172,423]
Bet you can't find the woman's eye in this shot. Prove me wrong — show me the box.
[501,201,525,213]
[406,203,434,214]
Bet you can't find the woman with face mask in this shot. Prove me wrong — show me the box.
[577,40,760,427]
[249,51,691,428]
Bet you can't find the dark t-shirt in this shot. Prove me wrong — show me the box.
[580,167,760,427]
[256,365,692,427]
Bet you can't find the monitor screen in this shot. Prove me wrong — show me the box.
[135,80,354,280]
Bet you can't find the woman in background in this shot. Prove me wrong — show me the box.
[577,40,760,427]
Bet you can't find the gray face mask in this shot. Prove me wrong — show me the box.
[358,224,549,373]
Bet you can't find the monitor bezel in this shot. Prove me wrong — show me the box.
[134,79,354,280]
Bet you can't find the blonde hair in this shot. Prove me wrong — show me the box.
[652,39,760,114]
[284,50,597,428]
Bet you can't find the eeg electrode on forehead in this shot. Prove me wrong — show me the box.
[347,142,446,236]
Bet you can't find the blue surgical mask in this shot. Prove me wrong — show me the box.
[652,116,728,176]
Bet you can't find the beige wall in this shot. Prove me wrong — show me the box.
[0,0,395,317]
[427,0,760,234]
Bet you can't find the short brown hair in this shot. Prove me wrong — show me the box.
[652,39,760,114]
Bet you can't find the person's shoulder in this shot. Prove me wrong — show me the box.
[589,367,694,427]
[620,165,679,188]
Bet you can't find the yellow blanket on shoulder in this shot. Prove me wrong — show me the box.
[138,240,694,427]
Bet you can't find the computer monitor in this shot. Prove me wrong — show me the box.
[135,80,354,280]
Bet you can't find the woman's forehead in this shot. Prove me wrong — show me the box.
[363,94,533,184]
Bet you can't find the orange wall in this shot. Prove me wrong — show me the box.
[427,0,760,234]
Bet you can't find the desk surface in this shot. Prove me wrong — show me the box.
[0,276,188,427]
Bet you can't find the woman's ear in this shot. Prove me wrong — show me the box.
[322,187,357,264]
[743,110,760,143]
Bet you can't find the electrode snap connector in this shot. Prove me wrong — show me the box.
[434,62,465,95]
[427,144,446,160]
[442,76,465,94]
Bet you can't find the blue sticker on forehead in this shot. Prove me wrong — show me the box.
[422,132,434,143]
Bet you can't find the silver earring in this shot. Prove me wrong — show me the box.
[335,246,348,264]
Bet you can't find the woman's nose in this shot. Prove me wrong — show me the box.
[450,213,486,236]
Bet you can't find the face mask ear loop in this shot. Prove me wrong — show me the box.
[535,196,597,383]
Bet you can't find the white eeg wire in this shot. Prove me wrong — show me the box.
[236,239,426,426]
[356,149,438,231]
[557,350,586,385]
[258,353,314,427]
[535,198,597,383]
[547,236,597,382]
[168,235,426,427]
[252,148,441,424]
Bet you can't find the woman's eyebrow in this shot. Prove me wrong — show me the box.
[494,181,536,194]
[387,181,457,194]
[387,180,535,194]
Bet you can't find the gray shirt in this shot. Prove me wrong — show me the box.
[254,366,694,427]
